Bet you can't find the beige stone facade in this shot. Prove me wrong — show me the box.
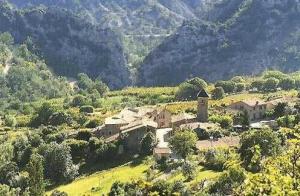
[228,99,272,121]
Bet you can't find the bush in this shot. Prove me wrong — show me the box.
[4,115,17,127]
[48,112,72,126]
[209,115,233,129]
[76,130,92,141]
[71,95,87,107]
[79,105,94,113]
[203,148,230,171]
[211,87,225,100]
[64,139,88,163]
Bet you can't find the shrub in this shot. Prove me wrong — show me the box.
[211,87,225,100]
[71,95,87,107]
[76,130,92,141]
[79,105,94,113]
[208,115,233,129]
[4,115,17,127]
[215,81,235,93]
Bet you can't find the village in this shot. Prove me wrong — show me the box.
[92,88,297,160]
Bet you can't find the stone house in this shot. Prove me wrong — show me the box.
[227,99,273,121]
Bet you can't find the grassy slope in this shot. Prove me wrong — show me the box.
[47,161,220,196]
[47,161,150,195]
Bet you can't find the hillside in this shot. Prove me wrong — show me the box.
[8,0,223,34]
[138,0,300,86]
[0,2,130,89]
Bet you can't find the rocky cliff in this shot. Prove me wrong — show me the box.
[0,2,131,89]
[138,0,300,86]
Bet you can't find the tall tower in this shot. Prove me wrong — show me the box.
[197,89,209,122]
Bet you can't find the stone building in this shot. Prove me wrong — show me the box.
[227,99,272,122]
[93,89,210,154]
[197,89,209,122]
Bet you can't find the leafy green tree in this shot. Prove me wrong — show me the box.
[262,70,287,80]
[0,32,14,45]
[169,130,197,159]
[209,115,233,129]
[76,130,92,141]
[263,77,279,91]
[215,81,235,93]
[235,83,246,92]
[140,132,156,155]
[48,112,72,126]
[250,79,265,91]
[209,164,246,195]
[211,87,225,100]
[273,102,287,118]
[94,79,109,96]
[239,129,281,169]
[77,73,94,91]
[27,153,44,196]
[30,103,57,127]
[64,139,88,163]
[175,77,207,100]
[109,181,125,196]
[279,77,296,90]
[71,95,87,107]
[182,161,196,180]
[39,142,78,183]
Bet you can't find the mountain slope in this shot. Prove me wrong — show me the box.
[0,2,130,89]
[138,0,300,86]
[7,0,223,34]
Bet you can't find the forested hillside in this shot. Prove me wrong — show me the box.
[0,2,130,89]
[138,0,300,86]
[0,32,71,113]
[2,0,300,87]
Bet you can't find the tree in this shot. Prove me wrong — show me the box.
[209,164,246,195]
[263,77,279,91]
[77,73,94,91]
[30,103,57,127]
[27,153,44,196]
[109,181,125,196]
[279,77,295,90]
[39,142,78,183]
[3,115,17,127]
[235,83,246,92]
[250,79,265,91]
[0,32,14,45]
[182,161,196,180]
[239,128,281,170]
[215,81,235,93]
[175,77,207,100]
[273,102,287,118]
[140,132,156,155]
[71,95,87,107]
[169,130,197,159]
[211,87,225,100]
[209,115,233,129]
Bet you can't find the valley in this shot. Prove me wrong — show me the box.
[0,0,300,195]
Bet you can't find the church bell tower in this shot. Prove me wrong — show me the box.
[197,89,209,122]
